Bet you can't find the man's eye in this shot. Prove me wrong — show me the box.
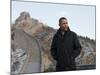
[63,23,67,24]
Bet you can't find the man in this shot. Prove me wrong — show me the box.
[50,17,82,71]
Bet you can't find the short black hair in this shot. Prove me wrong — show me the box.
[59,17,67,25]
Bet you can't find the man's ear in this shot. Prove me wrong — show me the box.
[59,24,60,26]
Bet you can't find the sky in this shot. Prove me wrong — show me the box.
[12,0,96,40]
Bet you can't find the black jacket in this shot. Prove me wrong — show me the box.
[50,27,82,67]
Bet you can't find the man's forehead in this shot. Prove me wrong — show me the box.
[61,19,68,22]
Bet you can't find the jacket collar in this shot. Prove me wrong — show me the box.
[56,27,71,39]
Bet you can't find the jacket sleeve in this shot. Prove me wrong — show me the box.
[72,33,82,59]
[50,35,57,60]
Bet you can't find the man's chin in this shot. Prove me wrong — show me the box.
[60,27,67,31]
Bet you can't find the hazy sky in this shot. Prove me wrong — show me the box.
[12,0,96,40]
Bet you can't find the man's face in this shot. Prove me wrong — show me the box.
[59,19,68,31]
